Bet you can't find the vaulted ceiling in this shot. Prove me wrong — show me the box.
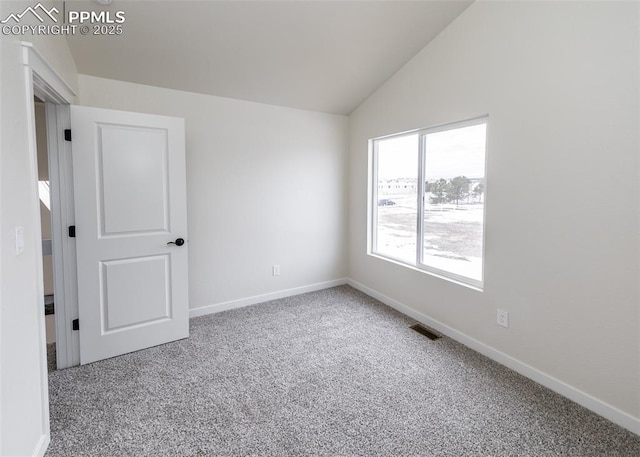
[65,0,472,114]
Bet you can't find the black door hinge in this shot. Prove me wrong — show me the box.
[64,129,71,141]
[68,225,76,238]
[72,319,79,331]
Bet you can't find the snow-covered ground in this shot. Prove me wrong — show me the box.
[375,194,484,281]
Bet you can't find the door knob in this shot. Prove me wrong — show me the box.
[167,238,185,246]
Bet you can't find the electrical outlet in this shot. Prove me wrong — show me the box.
[272,264,281,276]
[497,309,509,328]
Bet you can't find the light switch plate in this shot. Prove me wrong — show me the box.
[15,226,25,255]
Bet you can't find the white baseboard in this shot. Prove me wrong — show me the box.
[33,433,50,457]
[187,276,639,435]
[346,278,640,436]
[189,278,348,318]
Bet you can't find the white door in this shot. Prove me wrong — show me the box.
[71,106,189,365]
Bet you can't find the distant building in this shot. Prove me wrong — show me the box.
[377,178,417,196]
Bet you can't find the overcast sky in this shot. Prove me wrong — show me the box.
[377,123,486,180]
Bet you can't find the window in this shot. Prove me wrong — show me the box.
[370,117,487,289]
[38,180,51,210]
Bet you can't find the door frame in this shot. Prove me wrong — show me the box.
[46,103,79,368]
[22,41,79,371]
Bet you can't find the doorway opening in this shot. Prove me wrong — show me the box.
[35,96,58,370]
[23,41,80,370]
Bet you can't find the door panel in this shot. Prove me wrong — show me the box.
[98,124,169,235]
[71,105,188,365]
[100,255,171,332]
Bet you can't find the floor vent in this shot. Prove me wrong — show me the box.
[410,323,442,341]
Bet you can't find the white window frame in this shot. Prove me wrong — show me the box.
[368,116,488,291]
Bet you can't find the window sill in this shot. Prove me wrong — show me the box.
[367,252,484,292]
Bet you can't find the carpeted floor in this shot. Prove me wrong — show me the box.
[47,342,57,372]
[46,286,640,456]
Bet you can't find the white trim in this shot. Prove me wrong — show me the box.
[22,53,51,457]
[416,133,426,264]
[421,114,488,136]
[367,252,483,292]
[189,279,348,318]
[21,42,76,104]
[47,104,79,369]
[19,42,75,456]
[368,138,377,254]
[21,40,79,370]
[346,278,640,436]
[33,434,50,457]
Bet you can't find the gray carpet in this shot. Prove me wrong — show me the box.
[46,286,640,456]
[47,343,56,372]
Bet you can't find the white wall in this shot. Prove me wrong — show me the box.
[0,1,78,455]
[349,0,640,428]
[1,1,79,93]
[78,75,348,311]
